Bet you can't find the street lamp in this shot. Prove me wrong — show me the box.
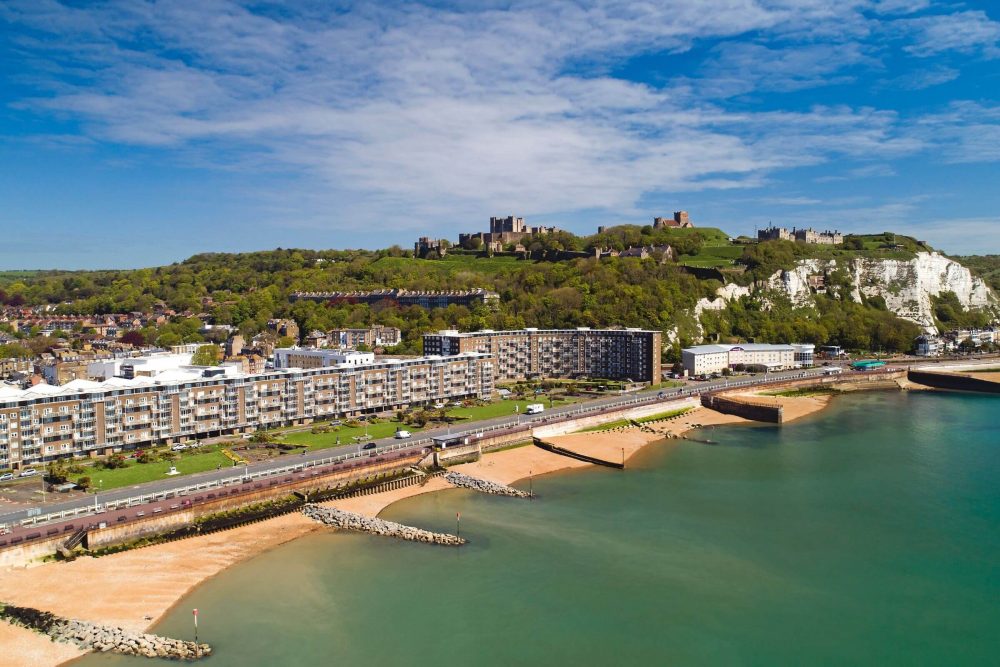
[94,479,103,512]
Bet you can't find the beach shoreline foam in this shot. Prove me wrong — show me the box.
[0,397,834,667]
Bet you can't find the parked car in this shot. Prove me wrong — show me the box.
[19,468,39,477]
[0,472,14,482]
[395,430,412,439]
[171,444,188,451]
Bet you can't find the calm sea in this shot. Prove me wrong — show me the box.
[75,391,1000,666]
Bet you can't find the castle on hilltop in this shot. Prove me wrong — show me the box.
[653,211,694,229]
[457,215,560,252]
[758,226,843,245]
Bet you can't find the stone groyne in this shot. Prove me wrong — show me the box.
[302,505,465,546]
[0,603,210,660]
[444,472,532,498]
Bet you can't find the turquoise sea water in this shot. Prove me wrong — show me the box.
[75,391,999,666]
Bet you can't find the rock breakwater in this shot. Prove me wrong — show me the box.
[302,505,465,546]
[445,471,532,498]
[0,603,210,660]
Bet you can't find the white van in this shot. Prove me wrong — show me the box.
[395,430,412,439]
[525,403,544,415]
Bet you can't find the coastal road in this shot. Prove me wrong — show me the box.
[0,367,832,527]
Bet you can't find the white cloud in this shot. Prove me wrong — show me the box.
[899,10,1000,58]
[2,0,999,241]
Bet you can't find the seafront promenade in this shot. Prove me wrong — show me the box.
[0,367,833,533]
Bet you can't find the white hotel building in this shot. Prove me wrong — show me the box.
[682,343,815,376]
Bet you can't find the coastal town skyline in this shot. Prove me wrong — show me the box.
[3,1,1000,269]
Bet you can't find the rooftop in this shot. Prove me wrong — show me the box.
[683,343,797,354]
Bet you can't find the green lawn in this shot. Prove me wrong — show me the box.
[446,396,581,422]
[75,449,232,491]
[280,420,419,449]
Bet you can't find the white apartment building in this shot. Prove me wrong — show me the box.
[0,353,492,470]
[273,348,376,369]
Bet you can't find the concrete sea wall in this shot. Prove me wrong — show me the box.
[907,369,1000,394]
[701,394,782,423]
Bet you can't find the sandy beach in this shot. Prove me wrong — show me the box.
[0,401,830,667]
[0,513,321,667]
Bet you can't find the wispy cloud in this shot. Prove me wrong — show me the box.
[898,10,1000,58]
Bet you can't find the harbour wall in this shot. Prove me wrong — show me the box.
[701,394,782,423]
[907,369,1000,394]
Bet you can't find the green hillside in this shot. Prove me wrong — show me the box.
[0,229,985,357]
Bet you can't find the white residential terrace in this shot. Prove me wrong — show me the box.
[681,343,815,376]
[0,353,493,470]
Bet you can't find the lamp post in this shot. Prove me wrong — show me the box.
[94,479,103,512]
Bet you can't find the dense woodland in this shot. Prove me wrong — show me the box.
[1,228,996,357]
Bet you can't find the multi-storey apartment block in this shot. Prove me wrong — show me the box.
[0,353,492,469]
[423,328,662,383]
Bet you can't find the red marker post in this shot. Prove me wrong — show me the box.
[193,608,198,645]
[456,511,460,538]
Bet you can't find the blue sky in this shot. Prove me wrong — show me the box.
[1,0,999,269]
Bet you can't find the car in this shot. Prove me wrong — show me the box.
[19,468,39,477]
[0,472,14,482]
[395,430,412,439]
[330,420,342,427]
[362,442,377,450]
[171,444,188,451]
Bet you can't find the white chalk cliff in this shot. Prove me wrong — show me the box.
[695,252,997,335]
